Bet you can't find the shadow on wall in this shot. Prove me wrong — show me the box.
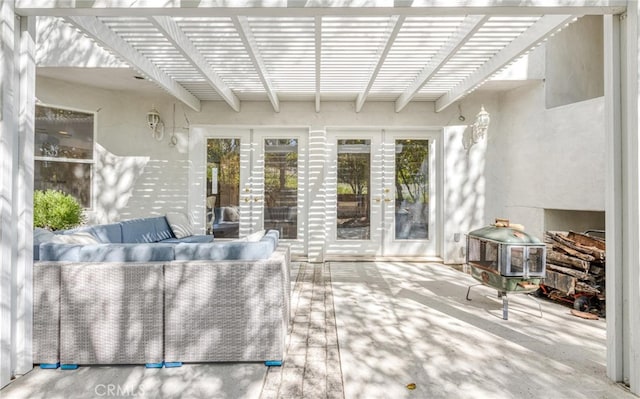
[120,158,191,220]
[91,144,149,223]
[91,145,192,223]
[444,126,486,263]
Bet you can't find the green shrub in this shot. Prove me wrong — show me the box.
[34,190,84,231]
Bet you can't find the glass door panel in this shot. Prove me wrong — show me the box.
[206,138,241,238]
[394,139,429,240]
[383,131,437,256]
[264,138,299,239]
[325,132,383,258]
[337,139,371,240]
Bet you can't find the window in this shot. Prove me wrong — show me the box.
[34,105,94,208]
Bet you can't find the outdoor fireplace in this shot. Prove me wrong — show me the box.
[465,219,546,319]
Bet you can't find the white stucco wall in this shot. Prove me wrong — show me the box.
[37,75,502,261]
[36,74,604,261]
[487,81,605,240]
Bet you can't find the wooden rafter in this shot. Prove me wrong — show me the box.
[65,15,201,111]
[150,16,240,112]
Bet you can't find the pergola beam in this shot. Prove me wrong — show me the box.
[395,15,488,113]
[232,16,279,112]
[355,15,405,113]
[435,14,579,112]
[150,16,240,112]
[16,0,626,17]
[66,16,201,111]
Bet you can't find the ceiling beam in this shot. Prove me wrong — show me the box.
[355,15,405,113]
[395,15,488,113]
[231,16,279,113]
[65,16,201,111]
[16,1,626,17]
[150,16,240,112]
[315,16,322,113]
[435,14,579,112]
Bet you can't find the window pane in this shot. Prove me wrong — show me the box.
[206,138,240,238]
[337,139,370,240]
[395,139,429,240]
[264,139,298,239]
[34,160,92,208]
[35,105,94,160]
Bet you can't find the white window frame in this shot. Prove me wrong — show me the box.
[34,103,97,209]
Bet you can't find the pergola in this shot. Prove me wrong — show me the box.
[1,0,638,394]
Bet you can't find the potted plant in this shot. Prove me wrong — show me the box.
[33,189,84,231]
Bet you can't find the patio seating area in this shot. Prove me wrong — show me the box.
[2,261,633,399]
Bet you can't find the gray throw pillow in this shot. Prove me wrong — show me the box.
[166,212,194,239]
[223,206,240,222]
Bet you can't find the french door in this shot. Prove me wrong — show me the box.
[194,127,306,254]
[325,129,439,258]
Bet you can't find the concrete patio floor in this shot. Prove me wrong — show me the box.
[1,261,634,399]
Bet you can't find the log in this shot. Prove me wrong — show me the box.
[576,281,601,295]
[543,269,576,295]
[545,232,596,262]
[567,231,606,260]
[568,231,606,250]
[546,263,594,282]
[589,264,605,276]
[546,251,590,272]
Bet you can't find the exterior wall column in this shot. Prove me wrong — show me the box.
[307,127,327,263]
[606,8,640,394]
[0,1,35,388]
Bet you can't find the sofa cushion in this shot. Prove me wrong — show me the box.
[120,216,177,243]
[89,223,123,243]
[161,234,213,244]
[174,240,273,261]
[33,228,56,260]
[174,229,278,261]
[260,230,280,252]
[34,227,55,242]
[78,243,175,262]
[165,212,194,239]
[39,243,84,261]
[152,216,174,241]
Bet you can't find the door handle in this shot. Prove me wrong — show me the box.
[374,198,381,203]
[254,197,261,202]
[244,197,250,203]
[384,198,391,203]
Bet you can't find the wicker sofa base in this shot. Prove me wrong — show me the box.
[33,245,290,368]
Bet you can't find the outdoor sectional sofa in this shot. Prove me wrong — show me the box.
[32,215,290,369]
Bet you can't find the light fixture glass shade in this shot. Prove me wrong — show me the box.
[472,105,490,143]
[147,107,161,131]
[475,106,490,129]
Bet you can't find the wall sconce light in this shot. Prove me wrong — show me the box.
[472,105,490,143]
[146,106,164,141]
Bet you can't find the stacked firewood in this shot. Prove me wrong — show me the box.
[543,231,606,297]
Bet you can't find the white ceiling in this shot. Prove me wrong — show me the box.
[24,2,622,112]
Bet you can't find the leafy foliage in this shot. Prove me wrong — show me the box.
[33,189,84,230]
